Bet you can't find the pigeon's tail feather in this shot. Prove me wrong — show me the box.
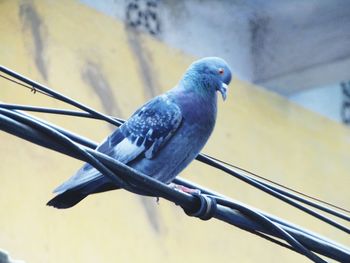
[47,177,119,209]
[47,189,87,209]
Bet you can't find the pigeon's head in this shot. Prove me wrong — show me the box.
[186,57,232,101]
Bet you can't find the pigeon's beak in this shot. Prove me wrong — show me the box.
[218,83,228,101]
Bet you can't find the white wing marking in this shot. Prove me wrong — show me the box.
[113,137,145,163]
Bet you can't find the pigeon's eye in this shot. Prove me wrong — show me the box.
[218,68,224,75]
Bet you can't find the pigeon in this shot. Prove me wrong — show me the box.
[47,57,232,208]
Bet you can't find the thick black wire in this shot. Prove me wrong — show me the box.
[0,104,125,124]
[197,154,350,234]
[1,103,349,224]
[0,113,322,260]
[2,108,350,262]
[0,66,122,127]
[7,105,343,247]
[204,154,350,215]
[7,107,345,252]
[212,196,327,263]
[175,177,350,260]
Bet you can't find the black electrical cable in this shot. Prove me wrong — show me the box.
[4,107,344,252]
[212,196,327,263]
[175,177,350,260]
[0,103,125,124]
[204,154,350,215]
[0,73,53,97]
[197,154,350,234]
[0,66,122,127]
[1,103,349,224]
[2,107,350,262]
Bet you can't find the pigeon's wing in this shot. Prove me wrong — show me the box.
[53,95,183,193]
[118,95,183,160]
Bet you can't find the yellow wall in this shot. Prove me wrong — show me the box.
[0,1,349,262]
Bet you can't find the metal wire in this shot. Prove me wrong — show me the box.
[0,66,122,127]
[0,107,345,262]
[2,103,349,224]
[203,153,350,215]
[1,65,350,262]
[0,73,53,97]
[197,155,350,234]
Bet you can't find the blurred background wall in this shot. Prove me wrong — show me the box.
[0,0,349,262]
[83,0,350,122]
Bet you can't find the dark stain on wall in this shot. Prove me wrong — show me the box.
[82,59,161,233]
[249,13,273,82]
[81,61,122,118]
[126,28,160,99]
[19,0,48,80]
[139,197,161,233]
[125,28,163,233]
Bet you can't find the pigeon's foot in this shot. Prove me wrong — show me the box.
[168,183,201,194]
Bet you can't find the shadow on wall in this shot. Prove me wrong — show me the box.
[19,1,48,81]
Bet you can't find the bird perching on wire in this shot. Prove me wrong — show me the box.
[47,57,232,209]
